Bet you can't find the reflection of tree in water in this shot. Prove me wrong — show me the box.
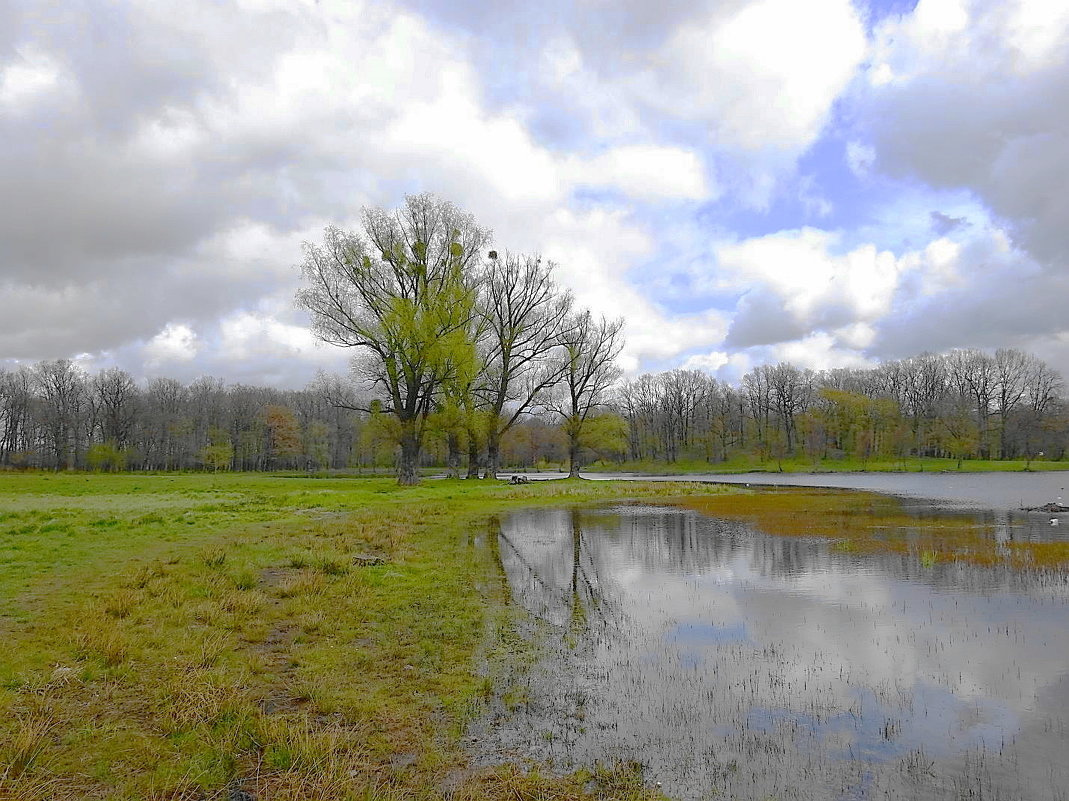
[585,505,753,576]
[495,508,618,640]
[503,504,1069,607]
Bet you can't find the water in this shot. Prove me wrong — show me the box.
[470,495,1069,800]
[508,470,1069,512]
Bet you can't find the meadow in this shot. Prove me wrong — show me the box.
[0,472,725,801]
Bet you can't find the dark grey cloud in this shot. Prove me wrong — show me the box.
[0,251,294,360]
[929,211,968,236]
[724,291,812,349]
[873,270,1069,358]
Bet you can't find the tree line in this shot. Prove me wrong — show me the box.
[0,363,355,472]
[2,347,1066,475]
[619,348,1067,467]
[0,358,592,472]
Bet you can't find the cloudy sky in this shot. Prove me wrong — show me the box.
[2,0,1067,387]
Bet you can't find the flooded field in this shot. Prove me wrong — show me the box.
[548,470,1069,512]
[469,490,1069,800]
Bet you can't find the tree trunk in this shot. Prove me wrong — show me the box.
[445,432,461,479]
[484,437,500,480]
[568,438,581,479]
[466,438,481,479]
[398,421,421,486]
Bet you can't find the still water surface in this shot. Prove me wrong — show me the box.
[473,498,1069,800]
[578,470,1069,511]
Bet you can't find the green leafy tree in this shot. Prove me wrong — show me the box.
[296,194,489,485]
[938,414,980,469]
[358,405,400,470]
[200,427,234,472]
[87,441,126,472]
[575,413,628,462]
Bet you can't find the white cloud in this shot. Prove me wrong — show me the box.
[900,236,963,296]
[690,215,1062,373]
[870,0,1069,81]
[679,350,755,383]
[569,145,711,201]
[1004,1,1069,71]
[644,0,867,152]
[769,332,875,371]
[0,46,63,107]
[680,351,730,374]
[145,323,200,366]
[218,311,320,361]
[714,228,902,344]
[0,0,728,383]
[6,0,1069,386]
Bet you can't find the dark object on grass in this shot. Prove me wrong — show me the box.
[228,785,255,801]
[353,553,386,566]
[509,475,530,485]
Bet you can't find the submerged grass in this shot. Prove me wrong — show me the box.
[680,487,1069,568]
[0,472,718,800]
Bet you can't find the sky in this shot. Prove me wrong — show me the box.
[1,0,1067,388]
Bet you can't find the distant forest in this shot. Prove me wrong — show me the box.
[1,347,1065,472]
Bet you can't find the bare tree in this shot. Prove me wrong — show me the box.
[743,365,773,446]
[550,311,624,478]
[1017,356,1065,461]
[0,368,33,466]
[947,349,997,458]
[993,348,1033,458]
[476,252,573,479]
[296,194,490,485]
[900,352,947,454]
[141,377,188,470]
[92,368,139,450]
[766,362,813,453]
[33,360,88,470]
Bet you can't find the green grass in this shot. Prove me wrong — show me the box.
[0,472,717,800]
[585,455,1069,475]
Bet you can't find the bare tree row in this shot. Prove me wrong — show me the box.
[617,348,1067,465]
[0,362,365,471]
[4,346,1064,474]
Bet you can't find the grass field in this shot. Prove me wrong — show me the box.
[584,455,1069,475]
[0,472,728,801]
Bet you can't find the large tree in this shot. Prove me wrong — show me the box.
[476,251,573,479]
[296,194,489,484]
